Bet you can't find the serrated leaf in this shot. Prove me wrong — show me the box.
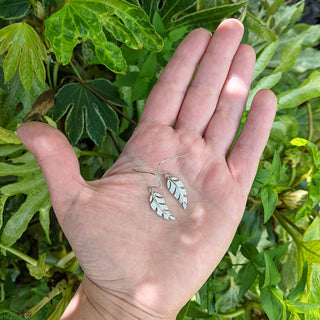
[0,149,51,246]
[166,174,187,210]
[0,0,31,19]
[246,12,277,42]
[44,0,163,73]
[53,79,122,147]
[149,188,175,220]
[252,41,279,81]
[274,34,305,73]
[247,72,282,109]
[278,71,320,110]
[0,22,46,91]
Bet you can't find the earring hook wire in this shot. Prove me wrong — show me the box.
[157,153,189,176]
[133,169,162,189]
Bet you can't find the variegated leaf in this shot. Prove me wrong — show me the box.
[165,174,187,210]
[149,188,175,220]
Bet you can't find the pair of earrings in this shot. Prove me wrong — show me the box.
[135,154,188,221]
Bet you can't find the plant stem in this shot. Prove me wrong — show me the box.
[277,211,304,235]
[274,211,301,245]
[47,56,53,88]
[25,280,66,318]
[53,61,60,88]
[0,242,37,266]
[70,61,83,80]
[218,308,246,318]
[307,102,313,141]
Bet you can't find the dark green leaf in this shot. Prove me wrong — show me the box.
[261,287,285,320]
[261,186,278,223]
[176,300,191,320]
[238,262,257,299]
[0,0,30,19]
[262,252,281,288]
[186,301,213,318]
[53,79,121,147]
[264,152,281,187]
[240,242,259,261]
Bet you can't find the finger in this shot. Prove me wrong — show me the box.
[140,28,212,126]
[204,44,256,155]
[16,122,86,220]
[227,89,277,192]
[175,19,244,134]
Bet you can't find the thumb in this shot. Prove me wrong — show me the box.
[16,122,86,219]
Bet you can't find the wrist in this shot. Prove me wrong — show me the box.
[61,276,176,320]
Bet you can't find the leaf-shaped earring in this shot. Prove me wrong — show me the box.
[133,169,176,220]
[157,154,188,210]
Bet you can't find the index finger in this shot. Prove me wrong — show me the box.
[140,28,212,126]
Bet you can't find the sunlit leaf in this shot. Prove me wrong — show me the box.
[278,71,320,110]
[0,22,46,91]
[44,0,163,73]
[252,40,279,81]
[0,150,51,246]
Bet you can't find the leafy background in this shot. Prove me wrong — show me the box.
[1,0,320,319]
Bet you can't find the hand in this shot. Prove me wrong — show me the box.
[17,19,277,320]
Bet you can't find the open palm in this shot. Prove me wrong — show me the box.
[17,19,277,320]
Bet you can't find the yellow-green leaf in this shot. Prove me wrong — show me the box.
[0,127,21,144]
[0,22,46,91]
[44,0,163,73]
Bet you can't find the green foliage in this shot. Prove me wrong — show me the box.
[44,0,163,73]
[52,79,123,147]
[0,23,47,91]
[1,0,320,318]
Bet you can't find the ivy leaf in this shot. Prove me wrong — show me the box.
[0,0,31,20]
[44,0,163,73]
[0,22,47,91]
[52,79,122,147]
[0,149,51,246]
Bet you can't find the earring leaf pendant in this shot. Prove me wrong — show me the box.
[149,187,176,220]
[165,174,187,210]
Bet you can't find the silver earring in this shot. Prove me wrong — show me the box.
[133,169,176,220]
[157,154,188,210]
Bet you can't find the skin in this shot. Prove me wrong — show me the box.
[17,19,277,320]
